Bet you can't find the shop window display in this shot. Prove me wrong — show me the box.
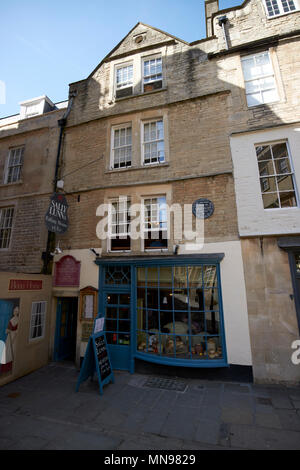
[136,265,223,360]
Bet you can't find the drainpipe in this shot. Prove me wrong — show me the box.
[42,91,77,274]
[218,15,229,50]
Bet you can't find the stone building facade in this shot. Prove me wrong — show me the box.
[1,0,300,385]
[0,97,68,385]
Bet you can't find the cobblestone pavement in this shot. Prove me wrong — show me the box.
[0,362,300,450]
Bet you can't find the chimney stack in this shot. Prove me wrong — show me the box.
[205,0,219,38]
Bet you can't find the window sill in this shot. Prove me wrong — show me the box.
[112,87,167,103]
[266,10,299,20]
[105,162,169,174]
[0,180,23,188]
[247,99,280,109]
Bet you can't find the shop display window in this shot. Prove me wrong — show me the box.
[136,265,223,360]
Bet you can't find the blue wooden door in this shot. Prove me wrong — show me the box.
[103,291,131,371]
[54,298,78,361]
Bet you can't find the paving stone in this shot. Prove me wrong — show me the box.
[292,400,300,410]
[44,431,121,450]
[275,409,300,431]
[221,406,254,425]
[255,412,282,429]
[224,383,251,394]
[175,390,204,408]
[140,408,170,435]
[194,418,221,445]
[229,424,300,450]
[8,435,49,450]
[160,408,199,441]
[118,436,182,450]
[269,392,294,410]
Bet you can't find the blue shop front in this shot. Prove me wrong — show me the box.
[95,254,228,373]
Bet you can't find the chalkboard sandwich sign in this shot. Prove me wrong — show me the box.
[76,330,114,396]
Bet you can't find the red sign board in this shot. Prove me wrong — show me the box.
[53,255,81,287]
[9,279,43,290]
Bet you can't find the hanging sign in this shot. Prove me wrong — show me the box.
[192,198,214,219]
[45,192,69,233]
[76,331,114,396]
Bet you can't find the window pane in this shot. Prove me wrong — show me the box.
[277,175,294,191]
[259,161,274,176]
[261,88,278,103]
[247,92,263,107]
[256,145,272,162]
[272,142,288,159]
[279,191,297,207]
[262,193,279,208]
[260,176,276,192]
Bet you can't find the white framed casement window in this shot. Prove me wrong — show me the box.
[115,62,133,98]
[255,140,299,209]
[241,51,279,107]
[4,146,24,184]
[0,207,14,249]
[108,197,131,251]
[142,196,168,250]
[111,124,132,169]
[29,301,47,340]
[142,54,163,92]
[142,119,165,165]
[263,0,298,17]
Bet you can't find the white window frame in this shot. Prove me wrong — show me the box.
[141,195,168,251]
[0,206,14,249]
[263,0,299,18]
[108,197,131,252]
[4,146,24,184]
[255,140,299,210]
[141,119,165,166]
[142,54,163,90]
[29,301,47,341]
[110,124,132,169]
[115,62,133,92]
[241,51,279,107]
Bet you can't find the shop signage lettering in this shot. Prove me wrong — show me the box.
[9,279,43,290]
[76,331,114,395]
[45,193,69,234]
[53,255,80,287]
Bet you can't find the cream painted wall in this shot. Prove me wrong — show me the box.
[180,240,252,366]
[230,124,300,237]
[58,241,252,367]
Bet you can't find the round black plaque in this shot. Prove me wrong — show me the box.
[192,199,214,219]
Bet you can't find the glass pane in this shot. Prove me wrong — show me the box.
[119,320,130,332]
[189,289,204,311]
[272,142,288,159]
[159,267,172,286]
[106,332,118,344]
[137,267,146,285]
[277,175,294,191]
[160,288,173,310]
[247,92,263,107]
[262,193,279,208]
[106,307,117,319]
[174,335,189,358]
[261,88,278,104]
[173,266,187,288]
[206,311,220,335]
[146,288,159,309]
[119,307,130,319]
[203,266,217,287]
[147,267,159,286]
[188,266,203,288]
[163,335,176,356]
[118,333,130,345]
[191,336,207,359]
[258,161,274,176]
[295,254,300,275]
[106,319,117,332]
[204,288,219,311]
[207,337,223,359]
[148,310,159,330]
[279,191,297,207]
[191,311,206,333]
[107,293,118,304]
[260,176,276,192]
[256,145,272,161]
[275,158,291,174]
[119,294,130,305]
[173,288,189,310]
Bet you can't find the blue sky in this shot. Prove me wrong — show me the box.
[1,0,243,118]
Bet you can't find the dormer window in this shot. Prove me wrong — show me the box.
[263,0,298,17]
[142,55,162,92]
[115,63,133,98]
[19,95,55,119]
